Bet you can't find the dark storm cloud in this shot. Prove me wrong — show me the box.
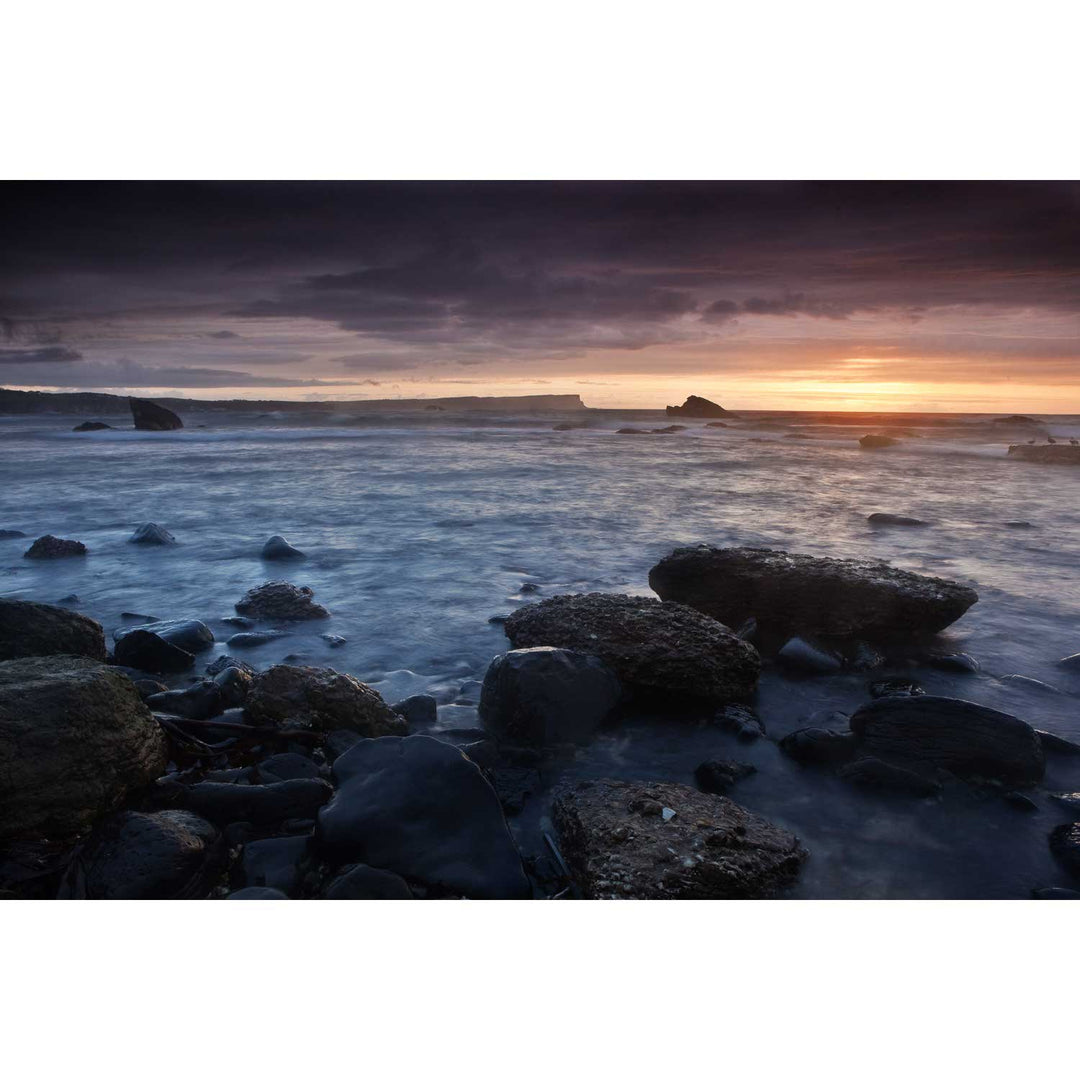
[0,346,83,364]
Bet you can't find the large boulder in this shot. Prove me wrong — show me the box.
[62,810,220,899]
[0,656,168,842]
[129,397,183,430]
[648,546,978,643]
[261,535,306,560]
[552,778,807,899]
[114,619,213,654]
[316,735,531,899]
[479,647,622,745]
[24,535,86,559]
[0,599,106,662]
[502,593,760,702]
[235,581,330,620]
[666,395,726,418]
[849,696,1044,784]
[244,664,406,736]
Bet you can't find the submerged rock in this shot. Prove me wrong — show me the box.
[237,836,312,897]
[113,628,195,674]
[261,534,306,560]
[1007,444,1080,465]
[503,592,760,702]
[228,886,289,900]
[205,655,256,677]
[648,545,978,642]
[1057,652,1080,670]
[182,779,332,827]
[1049,824,1080,880]
[235,581,330,620]
[0,529,28,539]
[694,759,756,794]
[73,421,113,432]
[23,534,86,559]
[0,656,167,842]
[777,636,843,675]
[323,863,414,900]
[552,778,807,899]
[129,396,183,431]
[859,434,900,449]
[616,427,650,435]
[391,693,438,726]
[666,395,726,418]
[1036,730,1080,756]
[837,756,942,796]
[145,680,223,721]
[128,522,177,545]
[849,695,1044,785]
[999,674,1065,695]
[114,619,213,654]
[869,679,924,698]
[715,703,766,741]
[867,513,929,527]
[244,664,406,736]
[779,727,858,766]
[0,598,106,662]
[316,735,531,899]
[228,630,289,648]
[926,652,980,674]
[479,647,622,745]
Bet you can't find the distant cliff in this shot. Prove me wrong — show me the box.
[0,388,588,416]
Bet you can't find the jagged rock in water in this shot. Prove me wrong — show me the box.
[849,695,1044,785]
[205,655,256,677]
[73,421,113,431]
[235,581,330,620]
[145,680,223,720]
[1007,443,1080,465]
[860,434,900,449]
[665,395,726,418]
[1049,824,1080,880]
[129,396,182,430]
[113,628,195,674]
[261,534,306,560]
[316,735,531,899]
[503,592,759,702]
[867,513,929,527]
[0,598,106,662]
[390,693,438,726]
[779,727,858,766]
[114,619,213,653]
[62,810,220,899]
[869,679,924,698]
[128,522,177,545]
[715,703,766,741]
[0,529,28,539]
[648,545,978,643]
[23,534,86,559]
[479,647,622,745]
[777,636,843,675]
[694,759,756,794]
[0,656,168,842]
[244,664,406,736]
[552,778,807,899]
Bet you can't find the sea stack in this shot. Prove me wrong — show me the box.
[665,395,727,418]
[129,397,183,431]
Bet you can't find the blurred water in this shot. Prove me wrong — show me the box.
[3,408,1080,898]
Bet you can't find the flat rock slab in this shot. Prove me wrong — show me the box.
[503,592,759,702]
[849,695,1044,785]
[0,599,106,662]
[316,735,531,899]
[552,778,807,899]
[648,545,978,642]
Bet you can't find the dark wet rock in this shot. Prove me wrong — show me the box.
[1056,652,1080,671]
[146,680,223,721]
[244,664,406,736]
[651,425,685,434]
[1050,793,1080,810]
[926,652,980,674]
[0,598,106,662]
[488,613,510,625]
[1002,791,1038,811]
[323,863,414,899]
[182,778,332,827]
[849,641,886,671]
[129,396,182,430]
[1007,443,1080,464]
[1049,823,1080,880]
[479,647,622,745]
[1003,520,1035,529]
[57,594,79,604]
[212,663,252,707]
[235,581,330,620]
[837,757,942,796]
[228,886,289,899]
[503,592,760,702]
[128,522,177,545]
[221,615,255,628]
[649,545,978,643]
[324,728,363,760]
[694,759,756,794]
[0,656,168,842]
[115,619,213,654]
[777,636,842,675]
[133,678,168,699]
[64,810,219,899]
[779,727,858,766]
[255,753,321,783]
[666,394,726,418]
[859,434,900,449]
[0,529,28,539]
[706,421,728,428]
[552,422,576,431]
[121,611,158,622]
[870,679,925,698]
[1036,730,1080,756]
[24,534,86,559]
[867,513,929,527]
[261,534,306,561]
[228,630,289,648]
[849,695,1044,784]
[735,616,757,641]
[391,693,438,726]
[552,778,807,899]
[616,427,650,435]
[992,415,1042,426]
[715,703,766,741]
[1032,887,1080,900]
[456,738,542,817]
[114,628,195,674]
[519,582,540,594]
[237,835,311,897]
[205,654,256,677]
[321,634,347,648]
[999,674,1065,695]
[72,421,113,431]
[316,735,530,899]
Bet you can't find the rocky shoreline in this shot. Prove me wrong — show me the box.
[2,538,1080,901]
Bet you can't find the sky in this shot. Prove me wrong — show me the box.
[1,181,1078,412]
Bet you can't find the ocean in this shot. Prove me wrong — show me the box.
[3,406,1080,898]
